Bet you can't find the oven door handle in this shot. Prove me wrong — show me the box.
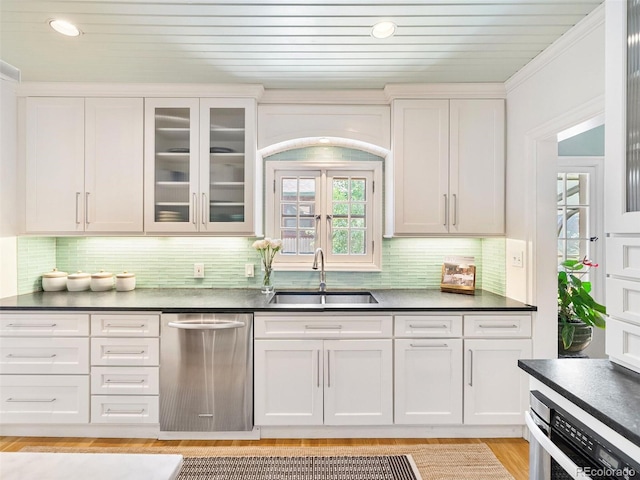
[525,411,593,480]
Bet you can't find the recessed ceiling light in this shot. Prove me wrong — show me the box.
[371,21,397,39]
[49,19,81,37]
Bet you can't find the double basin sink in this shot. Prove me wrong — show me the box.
[269,291,378,305]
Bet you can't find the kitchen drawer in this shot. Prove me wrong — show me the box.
[607,236,640,280]
[91,314,160,337]
[254,314,392,339]
[91,366,159,395]
[0,337,89,374]
[394,315,463,338]
[607,278,640,326]
[91,338,159,366]
[90,395,159,424]
[463,315,532,338]
[606,317,640,371]
[0,374,89,424]
[0,313,89,337]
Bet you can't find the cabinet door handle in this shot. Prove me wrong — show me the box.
[327,350,331,388]
[104,323,146,329]
[192,193,197,225]
[452,193,457,226]
[305,325,343,330]
[408,324,448,329]
[198,413,214,418]
[105,378,146,384]
[202,193,207,226]
[7,397,56,403]
[443,194,448,226]
[75,192,82,224]
[6,323,57,328]
[410,343,449,348]
[106,408,145,415]
[468,349,473,386]
[6,353,57,359]
[317,349,320,388]
[104,350,145,355]
[478,324,519,329]
[85,192,91,225]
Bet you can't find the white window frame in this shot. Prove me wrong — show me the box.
[265,160,383,271]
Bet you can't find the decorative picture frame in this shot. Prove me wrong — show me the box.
[440,256,476,295]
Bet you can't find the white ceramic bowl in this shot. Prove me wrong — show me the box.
[67,271,90,291]
[90,271,114,291]
[41,268,68,291]
[115,272,136,292]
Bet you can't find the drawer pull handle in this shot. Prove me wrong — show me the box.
[410,343,449,348]
[6,353,57,359]
[104,350,146,355]
[305,325,343,330]
[6,323,58,328]
[106,408,145,415]
[105,379,146,384]
[478,324,519,329]
[408,324,448,329]
[104,324,146,328]
[198,413,214,418]
[7,397,56,403]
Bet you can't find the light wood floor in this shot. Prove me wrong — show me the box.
[0,436,529,480]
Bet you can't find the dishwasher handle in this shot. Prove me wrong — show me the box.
[167,320,245,330]
[525,411,593,480]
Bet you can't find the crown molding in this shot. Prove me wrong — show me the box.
[259,89,388,105]
[15,82,265,99]
[505,2,605,94]
[384,83,506,100]
[0,60,20,82]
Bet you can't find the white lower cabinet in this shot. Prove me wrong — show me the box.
[254,335,393,426]
[90,395,159,424]
[394,338,463,424]
[463,338,532,425]
[0,374,89,424]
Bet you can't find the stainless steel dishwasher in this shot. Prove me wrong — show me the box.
[160,313,253,437]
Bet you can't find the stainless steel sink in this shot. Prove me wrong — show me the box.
[268,291,378,305]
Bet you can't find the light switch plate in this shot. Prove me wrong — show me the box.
[245,264,254,277]
[193,263,205,278]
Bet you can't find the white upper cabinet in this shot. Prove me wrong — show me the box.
[393,98,505,235]
[449,99,505,235]
[25,97,143,233]
[144,97,255,234]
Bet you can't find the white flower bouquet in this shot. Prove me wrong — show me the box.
[252,238,282,292]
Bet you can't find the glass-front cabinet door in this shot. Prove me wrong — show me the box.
[200,98,255,233]
[145,97,255,233]
[145,98,200,232]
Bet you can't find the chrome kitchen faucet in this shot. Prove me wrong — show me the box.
[312,247,326,292]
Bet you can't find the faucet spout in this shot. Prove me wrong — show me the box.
[312,247,326,292]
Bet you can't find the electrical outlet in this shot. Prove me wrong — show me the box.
[511,251,524,268]
[245,264,255,278]
[193,263,205,278]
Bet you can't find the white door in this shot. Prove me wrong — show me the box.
[254,339,323,426]
[200,98,255,234]
[144,98,200,232]
[394,338,463,424]
[323,339,392,426]
[85,98,144,232]
[25,97,85,233]
[449,99,505,235]
[464,338,531,425]
[393,99,449,234]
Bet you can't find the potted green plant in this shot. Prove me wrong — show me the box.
[557,258,606,355]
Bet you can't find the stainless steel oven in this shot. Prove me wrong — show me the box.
[526,390,639,480]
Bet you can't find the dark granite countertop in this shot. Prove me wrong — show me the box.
[0,288,535,313]
[519,359,640,447]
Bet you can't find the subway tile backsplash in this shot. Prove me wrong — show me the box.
[17,236,506,296]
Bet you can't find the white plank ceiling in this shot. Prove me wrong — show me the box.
[0,0,603,88]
